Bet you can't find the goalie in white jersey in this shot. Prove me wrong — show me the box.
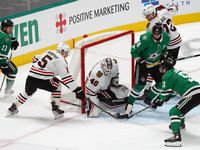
[85,58,129,117]
[7,42,85,120]
[138,3,182,101]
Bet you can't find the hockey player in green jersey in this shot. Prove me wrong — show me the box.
[0,19,19,96]
[152,58,200,147]
[119,23,174,119]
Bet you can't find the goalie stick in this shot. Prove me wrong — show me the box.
[60,100,87,109]
[85,98,120,119]
[55,76,122,119]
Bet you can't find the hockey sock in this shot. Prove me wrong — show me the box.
[147,82,161,99]
[169,107,183,133]
[145,75,153,90]
[128,84,144,104]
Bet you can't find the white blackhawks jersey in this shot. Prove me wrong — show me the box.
[146,4,182,50]
[29,50,78,91]
[85,59,119,98]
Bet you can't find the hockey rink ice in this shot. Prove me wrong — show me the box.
[0,22,200,150]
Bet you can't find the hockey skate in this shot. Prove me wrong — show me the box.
[4,87,14,97]
[164,132,182,147]
[51,101,64,120]
[135,97,151,107]
[6,103,19,117]
[169,121,186,130]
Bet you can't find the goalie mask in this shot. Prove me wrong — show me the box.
[57,42,71,55]
[101,58,113,75]
[142,4,156,20]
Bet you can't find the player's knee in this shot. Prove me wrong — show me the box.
[169,106,183,117]
[133,84,145,92]
[155,82,162,90]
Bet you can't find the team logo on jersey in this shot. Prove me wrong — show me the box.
[147,49,161,61]
[5,37,10,43]
[113,59,117,64]
[142,36,148,41]
[96,71,103,78]
[146,23,150,28]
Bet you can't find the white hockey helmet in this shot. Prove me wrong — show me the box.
[101,58,113,75]
[57,42,71,55]
[142,4,156,18]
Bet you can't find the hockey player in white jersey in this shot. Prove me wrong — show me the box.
[86,58,129,117]
[137,4,182,102]
[7,42,85,119]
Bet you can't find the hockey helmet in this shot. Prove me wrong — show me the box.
[101,58,113,75]
[57,42,71,55]
[142,4,156,18]
[152,22,163,35]
[159,58,174,73]
[1,19,14,29]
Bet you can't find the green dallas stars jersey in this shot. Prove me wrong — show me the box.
[160,68,200,101]
[131,31,170,65]
[0,30,12,64]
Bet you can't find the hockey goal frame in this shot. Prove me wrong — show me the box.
[79,30,135,113]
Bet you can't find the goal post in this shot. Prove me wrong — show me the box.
[62,30,135,113]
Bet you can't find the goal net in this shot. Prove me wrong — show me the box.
[61,30,135,113]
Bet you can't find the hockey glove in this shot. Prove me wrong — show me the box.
[73,86,85,101]
[152,97,164,108]
[136,59,146,71]
[11,38,19,50]
[0,63,13,75]
[156,5,165,11]
[166,54,176,66]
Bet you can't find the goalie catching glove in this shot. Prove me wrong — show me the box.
[73,86,85,101]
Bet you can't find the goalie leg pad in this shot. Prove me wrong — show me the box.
[110,85,129,99]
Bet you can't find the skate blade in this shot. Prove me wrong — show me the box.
[4,93,13,98]
[165,141,182,147]
[54,114,64,120]
[5,109,19,117]
[135,101,150,108]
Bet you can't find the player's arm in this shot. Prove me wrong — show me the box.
[131,36,148,60]
[85,71,101,101]
[56,59,85,100]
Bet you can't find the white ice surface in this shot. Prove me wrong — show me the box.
[0,22,200,150]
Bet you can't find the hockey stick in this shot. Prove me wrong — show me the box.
[127,105,152,119]
[60,100,87,109]
[55,76,119,119]
[145,54,200,69]
[53,77,86,109]
[177,54,200,61]
[115,105,153,119]
[0,49,14,93]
